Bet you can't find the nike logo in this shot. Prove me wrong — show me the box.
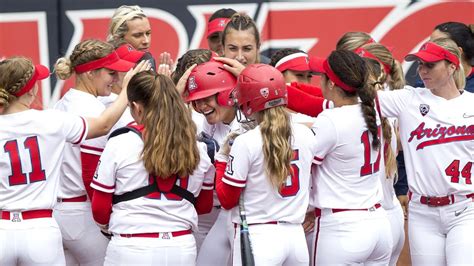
[463,113,474,118]
[454,206,468,217]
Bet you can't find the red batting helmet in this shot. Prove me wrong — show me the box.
[184,61,236,106]
[234,64,287,116]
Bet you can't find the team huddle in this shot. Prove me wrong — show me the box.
[0,4,473,266]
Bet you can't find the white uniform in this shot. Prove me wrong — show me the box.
[378,87,474,265]
[223,121,315,266]
[310,104,392,265]
[53,89,109,265]
[91,130,215,266]
[0,109,87,265]
[196,117,241,266]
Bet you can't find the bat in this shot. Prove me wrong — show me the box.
[239,194,255,266]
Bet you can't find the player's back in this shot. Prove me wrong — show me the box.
[0,109,86,211]
[310,105,383,209]
[225,121,316,224]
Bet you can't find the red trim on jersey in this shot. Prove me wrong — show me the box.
[81,152,100,200]
[325,99,330,109]
[73,117,87,145]
[91,190,112,225]
[287,84,327,117]
[313,156,323,162]
[215,160,242,210]
[80,145,104,153]
[91,179,115,190]
[223,175,247,185]
[416,135,474,150]
[195,189,213,214]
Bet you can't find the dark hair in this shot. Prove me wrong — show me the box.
[435,22,474,65]
[222,13,260,48]
[209,8,237,22]
[171,49,212,84]
[327,50,380,149]
[270,48,305,67]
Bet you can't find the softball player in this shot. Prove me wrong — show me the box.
[0,56,131,265]
[207,8,236,55]
[185,61,239,266]
[91,71,215,266]
[378,38,474,265]
[356,43,406,266]
[309,50,392,265]
[53,39,137,265]
[216,64,317,266]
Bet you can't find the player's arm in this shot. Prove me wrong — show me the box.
[91,189,113,225]
[81,152,101,200]
[290,81,323,97]
[194,155,215,215]
[86,61,151,139]
[286,84,333,117]
[216,160,242,210]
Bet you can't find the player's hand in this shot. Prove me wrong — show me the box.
[176,64,197,97]
[159,51,175,70]
[157,63,172,77]
[213,57,245,77]
[302,211,315,233]
[96,223,112,239]
[397,195,409,219]
[122,60,152,92]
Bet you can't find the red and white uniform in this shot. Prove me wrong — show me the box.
[378,86,474,265]
[0,109,87,265]
[53,88,109,265]
[91,130,215,266]
[310,104,392,265]
[196,117,241,266]
[223,121,316,266]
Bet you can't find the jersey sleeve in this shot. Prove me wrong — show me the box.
[61,113,88,145]
[310,113,337,165]
[80,135,108,155]
[197,142,215,191]
[377,87,414,118]
[90,138,119,193]
[222,136,250,188]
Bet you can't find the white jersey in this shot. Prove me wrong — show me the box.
[54,89,108,198]
[202,116,241,146]
[291,112,316,124]
[91,131,215,234]
[191,109,205,134]
[310,104,383,209]
[378,87,474,196]
[223,121,316,224]
[0,109,87,211]
[98,93,134,130]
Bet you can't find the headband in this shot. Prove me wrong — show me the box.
[13,64,50,97]
[275,52,310,72]
[207,18,230,37]
[323,59,357,93]
[355,48,392,74]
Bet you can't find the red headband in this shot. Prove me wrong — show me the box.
[355,47,392,75]
[207,18,230,38]
[275,53,310,72]
[405,42,460,69]
[323,59,357,93]
[74,51,134,74]
[13,64,50,97]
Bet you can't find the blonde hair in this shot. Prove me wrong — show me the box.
[336,32,373,51]
[54,39,114,80]
[431,37,466,90]
[365,59,397,178]
[0,57,34,112]
[361,43,405,90]
[259,106,293,189]
[127,71,199,178]
[107,5,147,44]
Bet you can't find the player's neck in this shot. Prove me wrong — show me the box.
[76,80,98,97]
[334,96,358,107]
[429,79,460,100]
[3,99,31,115]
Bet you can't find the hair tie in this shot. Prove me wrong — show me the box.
[372,81,383,86]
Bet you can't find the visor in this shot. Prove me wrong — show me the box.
[116,44,145,63]
[309,56,356,93]
[74,51,135,74]
[354,47,392,74]
[405,42,459,68]
[207,18,230,38]
[13,64,50,97]
[275,53,310,72]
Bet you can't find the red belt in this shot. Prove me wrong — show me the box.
[419,193,474,207]
[315,203,382,217]
[57,195,88,203]
[120,229,192,238]
[1,209,53,220]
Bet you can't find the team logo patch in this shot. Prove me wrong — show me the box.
[188,76,197,91]
[162,232,170,239]
[419,104,430,116]
[260,87,269,98]
[219,19,226,27]
[420,43,428,51]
